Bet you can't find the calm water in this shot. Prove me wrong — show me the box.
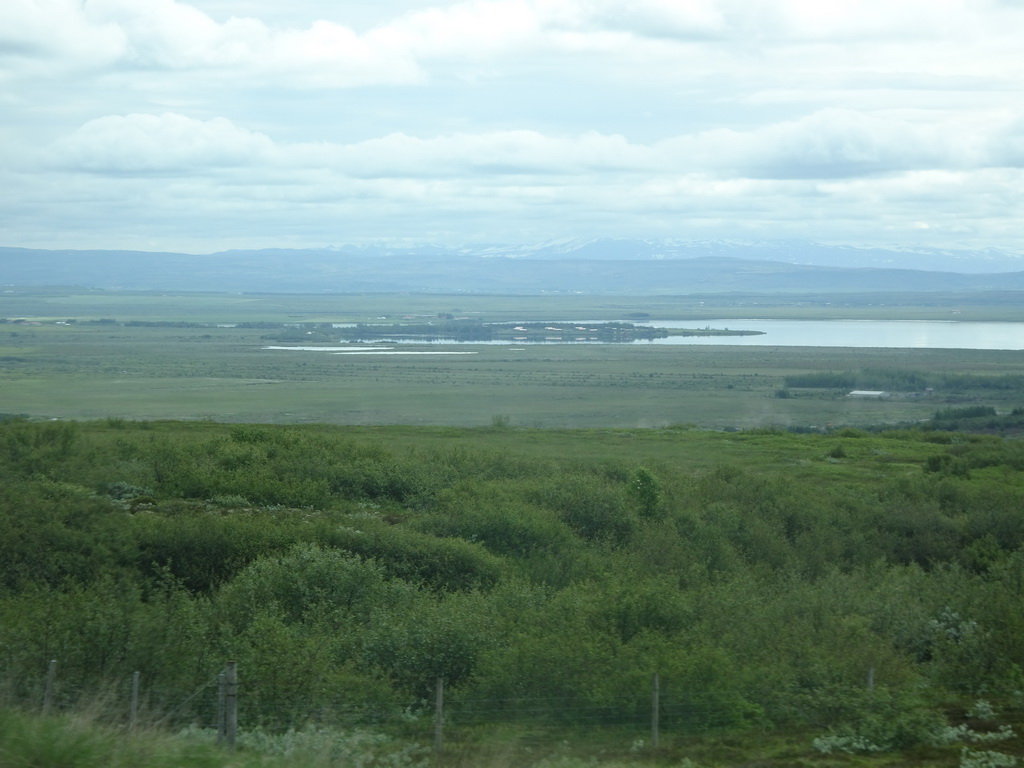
[641,320,1024,350]
[307,319,1024,351]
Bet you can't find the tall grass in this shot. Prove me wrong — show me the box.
[0,709,658,768]
[0,708,225,768]
[0,707,433,768]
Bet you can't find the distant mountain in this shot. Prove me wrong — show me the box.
[468,238,1024,274]
[3,240,1024,295]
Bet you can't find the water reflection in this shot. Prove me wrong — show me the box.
[642,320,1024,350]
[269,320,1024,351]
[262,345,477,355]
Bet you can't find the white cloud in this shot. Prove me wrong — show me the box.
[0,0,126,75]
[84,0,224,67]
[267,21,422,87]
[3,0,1024,251]
[2,0,422,87]
[538,0,727,39]
[716,109,955,178]
[45,113,275,172]
[651,108,998,179]
[315,130,647,178]
[986,116,1024,168]
[759,0,974,40]
[384,0,541,57]
[33,105,1024,208]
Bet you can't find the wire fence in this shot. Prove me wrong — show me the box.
[21,660,228,733]
[12,660,1024,758]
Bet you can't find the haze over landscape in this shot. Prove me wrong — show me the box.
[3,0,1023,262]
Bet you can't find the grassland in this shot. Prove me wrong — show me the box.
[2,289,1023,429]
[4,287,1024,323]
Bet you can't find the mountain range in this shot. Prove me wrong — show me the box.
[3,240,1024,295]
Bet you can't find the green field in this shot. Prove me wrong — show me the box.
[5,287,1024,323]
[3,291,1024,429]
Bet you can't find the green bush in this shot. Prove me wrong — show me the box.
[806,685,944,752]
[216,544,412,630]
[411,481,575,558]
[316,520,504,592]
[363,591,493,701]
[528,475,637,543]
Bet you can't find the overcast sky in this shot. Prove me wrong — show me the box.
[2,0,1023,254]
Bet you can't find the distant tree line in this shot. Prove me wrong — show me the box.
[785,368,1024,393]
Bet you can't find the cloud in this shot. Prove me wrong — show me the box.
[43,104,1024,183]
[4,1,1024,251]
[302,110,995,181]
[711,109,956,179]
[89,0,423,85]
[5,0,1022,96]
[0,0,126,75]
[987,116,1024,168]
[316,130,647,178]
[384,0,541,57]
[1,0,421,87]
[755,0,972,41]
[45,113,275,173]
[38,107,1006,249]
[85,0,225,67]
[538,0,727,40]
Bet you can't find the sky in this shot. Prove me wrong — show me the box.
[2,0,1024,254]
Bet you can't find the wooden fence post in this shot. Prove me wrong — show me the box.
[651,672,660,749]
[434,677,444,756]
[224,661,238,748]
[217,672,226,745]
[42,660,57,716]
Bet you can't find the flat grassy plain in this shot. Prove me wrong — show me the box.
[3,290,1023,428]
[5,287,1024,323]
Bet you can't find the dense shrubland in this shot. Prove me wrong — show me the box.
[2,418,1024,764]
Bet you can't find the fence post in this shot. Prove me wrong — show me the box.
[224,661,238,749]
[42,660,57,716]
[434,677,444,756]
[217,672,226,745]
[651,672,660,749]
[129,671,140,730]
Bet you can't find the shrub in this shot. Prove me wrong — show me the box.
[216,543,411,630]
[804,684,944,752]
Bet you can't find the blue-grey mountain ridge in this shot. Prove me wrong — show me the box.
[2,239,1023,295]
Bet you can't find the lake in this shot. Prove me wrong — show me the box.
[640,320,1024,350]
[299,319,1024,351]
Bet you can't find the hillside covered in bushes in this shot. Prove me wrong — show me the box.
[2,418,1024,764]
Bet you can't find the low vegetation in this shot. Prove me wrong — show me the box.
[3,290,1024,764]
[4,307,1024,428]
[3,417,1024,766]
